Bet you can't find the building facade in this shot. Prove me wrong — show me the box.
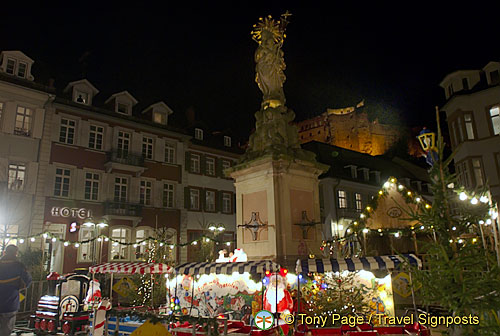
[183,127,240,262]
[301,141,431,245]
[0,51,243,271]
[41,80,191,273]
[0,51,54,252]
[440,61,500,204]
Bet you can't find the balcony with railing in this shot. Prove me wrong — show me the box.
[104,149,146,175]
[103,201,143,217]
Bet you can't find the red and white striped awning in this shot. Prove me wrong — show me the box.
[89,262,172,275]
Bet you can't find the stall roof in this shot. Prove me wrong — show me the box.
[175,260,280,276]
[297,254,421,274]
[89,262,173,274]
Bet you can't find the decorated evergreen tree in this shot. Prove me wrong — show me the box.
[133,227,176,307]
[406,110,500,335]
[301,272,375,326]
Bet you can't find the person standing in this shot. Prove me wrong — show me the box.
[0,245,32,336]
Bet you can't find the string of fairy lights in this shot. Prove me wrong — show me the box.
[319,176,498,256]
[4,175,497,257]
[4,232,234,250]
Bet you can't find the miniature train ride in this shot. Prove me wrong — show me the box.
[29,269,92,335]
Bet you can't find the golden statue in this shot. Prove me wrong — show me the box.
[240,12,316,164]
[251,12,291,108]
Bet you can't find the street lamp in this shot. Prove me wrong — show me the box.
[82,217,108,264]
[417,127,438,166]
[417,127,436,152]
[209,223,225,232]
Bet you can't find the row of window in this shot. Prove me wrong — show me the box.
[187,152,232,177]
[447,71,499,97]
[186,187,234,214]
[54,168,176,207]
[58,118,178,163]
[449,106,500,147]
[193,127,232,147]
[78,227,176,262]
[337,190,363,211]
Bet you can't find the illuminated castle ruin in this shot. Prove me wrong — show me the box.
[296,100,401,156]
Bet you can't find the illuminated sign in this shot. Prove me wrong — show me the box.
[51,207,91,219]
[69,222,80,233]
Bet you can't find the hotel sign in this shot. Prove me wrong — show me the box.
[51,207,91,219]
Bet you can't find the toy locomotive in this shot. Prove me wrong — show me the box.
[30,269,94,335]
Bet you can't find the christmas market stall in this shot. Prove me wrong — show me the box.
[88,262,173,336]
[167,249,294,335]
[294,254,430,335]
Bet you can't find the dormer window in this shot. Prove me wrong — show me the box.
[153,112,167,125]
[18,62,27,77]
[344,165,357,179]
[448,84,454,96]
[6,59,15,74]
[142,102,173,125]
[490,70,500,85]
[224,136,231,147]
[64,79,99,106]
[358,167,369,181]
[117,103,129,114]
[5,59,27,78]
[370,171,381,184]
[195,128,203,140]
[105,91,138,116]
[75,90,89,104]
[462,78,469,90]
[1,51,35,81]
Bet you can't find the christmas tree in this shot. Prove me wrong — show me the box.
[301,272,375,326]
[407,110,500,335]
[133,227,176,307]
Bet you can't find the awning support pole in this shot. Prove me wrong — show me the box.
[409,271,418,320]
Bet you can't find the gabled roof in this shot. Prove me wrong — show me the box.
[63,79,99,94]
[104,90,138,105]
[439,70,479,87]
[301,141,430,184]
[0,50,34,63]
[142,101,173,115]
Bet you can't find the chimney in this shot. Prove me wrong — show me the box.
[185,106,196,126]
[48,78,55,89]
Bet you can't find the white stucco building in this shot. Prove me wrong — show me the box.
[0,50,54,250]
[440,61,500,204]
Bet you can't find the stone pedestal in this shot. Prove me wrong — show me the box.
[230,155,327,267]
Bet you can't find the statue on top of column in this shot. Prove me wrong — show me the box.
[240,12,316,164]
[251,12,290,109]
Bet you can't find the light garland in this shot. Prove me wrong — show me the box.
[4,231,235,250]
[320,176,496,253]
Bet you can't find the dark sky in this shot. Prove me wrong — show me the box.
[3,2,500,139]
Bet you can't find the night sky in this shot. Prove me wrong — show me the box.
[3,2,500,140]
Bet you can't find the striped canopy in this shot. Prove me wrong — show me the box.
[297,254,421,274]
[175,260,280,277]
[89,262,172,275]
